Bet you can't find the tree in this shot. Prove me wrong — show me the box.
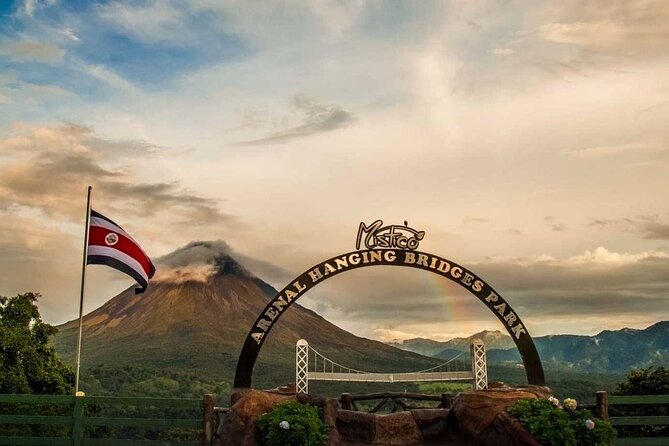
[0,292,74,394]
[616,367,669,395]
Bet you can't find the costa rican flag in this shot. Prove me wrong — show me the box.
[87,210,156,294]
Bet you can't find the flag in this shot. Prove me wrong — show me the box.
[87,210,156,294]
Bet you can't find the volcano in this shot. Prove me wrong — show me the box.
[53,241,438,390]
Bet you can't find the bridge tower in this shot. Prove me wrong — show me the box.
[471,339,488,390]
[296,339,309,394]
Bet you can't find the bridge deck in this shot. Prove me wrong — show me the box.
[308,371,474,383]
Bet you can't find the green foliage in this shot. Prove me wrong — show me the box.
[0,292,74,394]
[418,382,472,394]
[81,364,231,399]
[257,400,327,446]
[616,366,669,395]
[508,398,616,446]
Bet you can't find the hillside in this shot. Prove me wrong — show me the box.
[53,241,440,392]
[393,324,669,374]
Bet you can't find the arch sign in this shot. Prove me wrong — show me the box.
[234,220,545,388]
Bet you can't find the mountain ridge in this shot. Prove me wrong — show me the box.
[389,322,669,373]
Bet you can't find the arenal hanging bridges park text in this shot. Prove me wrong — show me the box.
[249,220,528,346]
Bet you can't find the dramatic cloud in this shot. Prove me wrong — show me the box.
[0,122,233,225]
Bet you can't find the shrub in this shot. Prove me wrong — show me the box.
[257,400,327,446]
[616,367,669,395]
[508,398,616,446]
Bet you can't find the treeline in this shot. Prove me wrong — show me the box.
[80,364,231,400]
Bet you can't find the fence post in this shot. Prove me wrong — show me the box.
[340,393,352,410]
[73,392,85,446]
[203,394,214,446]
[595,391,609,420]
[441,393,451,409]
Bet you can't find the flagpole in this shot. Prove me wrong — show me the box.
[75,186,92,395]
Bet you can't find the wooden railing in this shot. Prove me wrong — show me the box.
[595,391,669,446]
[339,392,451,413]
[0,394,218,446]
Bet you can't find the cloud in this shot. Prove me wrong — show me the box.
[0,122,234,225]
[16,0,58,17]
[464,217,487,225]
[58,28,81,43]
[0,72,71,105]
[0,41,65,64]
[79,61,142,95]
[640,221,669,240]
[154,240,293,287]
[587,215,669,240]
[235,95,354,145]
[189,0,369,45]
[96,0,188,45]
[567,140,669,163]
[0,122,164,159]
[544,217,566,231]
[565,246,669,264]
[537,0,669,57]
[488,48,514,57]
[588,219,620,229]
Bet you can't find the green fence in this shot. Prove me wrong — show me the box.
[0,394,214,446]
[595,392,669,446]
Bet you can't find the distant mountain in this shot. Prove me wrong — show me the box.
[441,330,516,352]
[387,338,450,357]
[393,323,669,374]
[389,330,515,358]
[53,241,439,390]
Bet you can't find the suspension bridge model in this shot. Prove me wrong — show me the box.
[295,339,488,394]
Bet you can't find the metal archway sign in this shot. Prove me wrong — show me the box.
[233,221,545,388]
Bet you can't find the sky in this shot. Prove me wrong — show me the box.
[1,0,668,342]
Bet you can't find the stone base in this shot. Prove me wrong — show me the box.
[214,386,550,446]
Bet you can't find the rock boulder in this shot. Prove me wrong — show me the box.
[215,389,293,446]
[449,386,548,446]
